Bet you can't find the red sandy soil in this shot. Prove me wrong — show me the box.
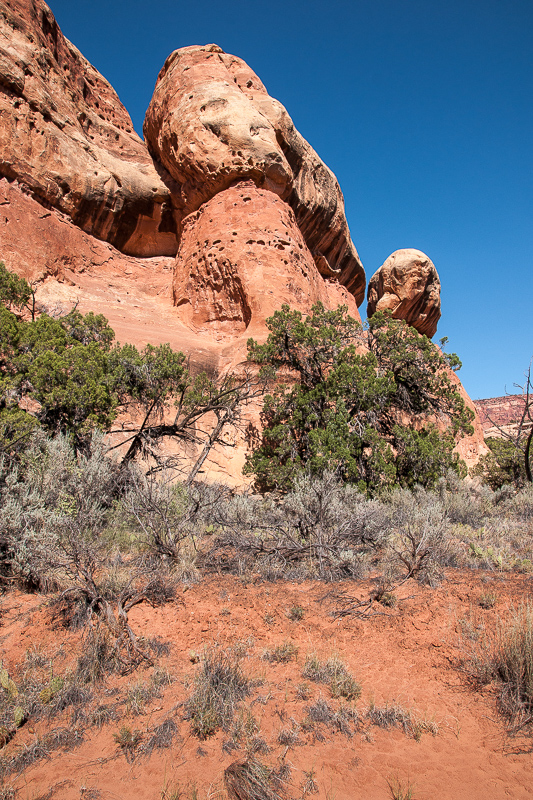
[1,570,533,800]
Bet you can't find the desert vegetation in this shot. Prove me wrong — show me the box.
[1,262,533,798]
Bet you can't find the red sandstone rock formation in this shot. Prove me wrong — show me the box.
[0,1,487,478]
[474,395,531,440]
[367,248,441,338]
[172,179,360,339]
[0,0,178,256]
[144,44,365,304]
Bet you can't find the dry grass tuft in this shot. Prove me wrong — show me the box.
[463,602,533,731]
[302,654,361,700]
[186,646,251,739]
[263,642,299,664]
[224,757,286,800]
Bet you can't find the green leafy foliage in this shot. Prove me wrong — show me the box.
[473,437,528,489]
[0,262,32,314]
[245,303,473,494]
[0,263,262,466]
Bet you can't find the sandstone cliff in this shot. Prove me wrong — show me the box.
[0,0,487,477]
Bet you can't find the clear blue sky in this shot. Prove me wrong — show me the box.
[48,0,532,401]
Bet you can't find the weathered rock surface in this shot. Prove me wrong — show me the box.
[172,179,360,338]
[367,248,441,337]
[0,176,227,372]
[0,0,179,256]
[474,395,531,440]
[0,4,487,479]
[144,44,365,304]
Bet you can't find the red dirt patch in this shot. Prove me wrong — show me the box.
[1,570,532,799]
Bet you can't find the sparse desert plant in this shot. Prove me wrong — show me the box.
[143,718,178,757]
[387,776,415,800]
[0,727,84,778]
[277,722,301,747]
[160,781,184,800]
[479,590,499,609]
[464,603,533,730]
[366,701,413,736]
[0,431,123,590]
[75,626,121,684]
[186,646,251,738]
[438,470,494,527]
[301,654,361,700]
[383,487,452,583]
[113,724,142,761]
[263,642,299,664]
[296,682,311,700]
[224,757,286,800]
[303,698,358,737]
[301,769,319,796]
[287,605,304,621]
[205,471,391,581]
[223,707,259,753]
[373,582,398,608]
[123,470,194,561]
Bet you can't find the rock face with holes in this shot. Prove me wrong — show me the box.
[366,248,441,338]
[172,179,360,337]
[0,3,488,478]
[0,0,179,256]
[144,44,365,305]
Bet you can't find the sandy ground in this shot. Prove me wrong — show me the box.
[1,569,533,800]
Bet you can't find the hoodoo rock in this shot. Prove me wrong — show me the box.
[367,248,441,338]
[144,44,365,305]
[0,0,179,257]
[0,1,488,479]
[172,179,360,337]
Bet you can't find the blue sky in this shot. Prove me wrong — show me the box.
[49,0,532,400]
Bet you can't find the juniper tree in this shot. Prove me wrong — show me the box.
[244,303,473,494]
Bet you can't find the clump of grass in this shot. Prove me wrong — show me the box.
[303,698,358,737]
[287,606,304,622]
[302,654,361,700]
[296,682,311,700]
[80,789,101,800]
[263,642,299,664]
[301,769,319,796]
[223,708,258,753]
[0,727,84,778]
[186,646,251,739]
[387,776,415,800]
[75,626,119,684]
[367,702,413,735]
[479,591,498,609]
[143,718,178,757]
[113,725,142,762]
[472,603,533,728]
[224,757,286,800]
[147,637,172,657]
[85,703,118,728]
[365,701,437,741]
[277,722,301,747]
[161,780,184,800]
[126,668,170,716]
[374,587,397,608]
